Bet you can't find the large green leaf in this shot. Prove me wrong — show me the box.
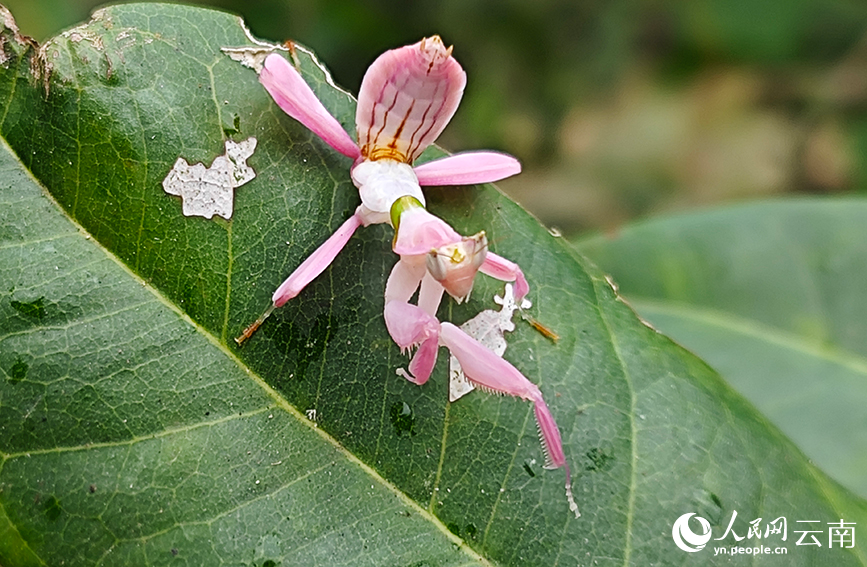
[0,138,484,566]
[1,4,866,565]
[576,199,867,499]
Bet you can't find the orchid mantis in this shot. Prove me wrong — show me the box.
[238,36,578,517]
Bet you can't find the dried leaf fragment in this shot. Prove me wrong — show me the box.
[162,137,257,219]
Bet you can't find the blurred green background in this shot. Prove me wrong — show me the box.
[5,0,867,234]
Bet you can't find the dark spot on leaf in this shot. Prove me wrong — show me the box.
[693,488,724,525]
[261,562,276,567]
[465,523,477,539]
[270,311,333,382]
[171,548,178,556]
[43,496,61,521]
[8,358,27,383]
[446,522,460,536]
[11,297,45,321]
[89,484,97,493]
[389,401,415,436]
[522,461,536,477]
[223,114,242,137]
[584,447,614,472]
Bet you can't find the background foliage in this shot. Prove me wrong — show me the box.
[6,0,867,232]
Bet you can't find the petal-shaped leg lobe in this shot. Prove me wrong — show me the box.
[414,151,521,186]
[385,258,426,305]
[406,333,439,385]
[384,301,439,349]
[272,213,363,307]
[480,253,530,301]
[261,53,361,160]
[385,301,441,385]
[439,322,541,401]
[417,271,446,317]
[439,324,566,464]
[441,322,579,516]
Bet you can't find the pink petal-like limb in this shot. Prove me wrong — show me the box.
[417,271,446,317]
[260,53,361,160]
[535,403,581,518]
[385,258,426,304]
[480,253,530,301]
[384,301,440,385]
[356,36,466,163]
[392,207,462,256]
[439,322,580,517]
[272,212,363,307]
[413,151,521,186]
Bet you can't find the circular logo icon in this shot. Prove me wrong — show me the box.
[672,513,712,553]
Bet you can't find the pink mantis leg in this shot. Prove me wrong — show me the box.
[384,258,426,306]
[384,261,445,385]
[260,53,361,160]
[417,271,446,317]
[439,322,579,517]
[272,212,363,307]
[480,253,530,301]
[384,301,440,385]
[413,151,521,186]
[236,212,364,344]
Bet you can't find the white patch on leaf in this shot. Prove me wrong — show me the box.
[222,45,278,73]
[222,30,353,101]
[162,137,257,220]
[221,21,285,73]
[448,283,531,402]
